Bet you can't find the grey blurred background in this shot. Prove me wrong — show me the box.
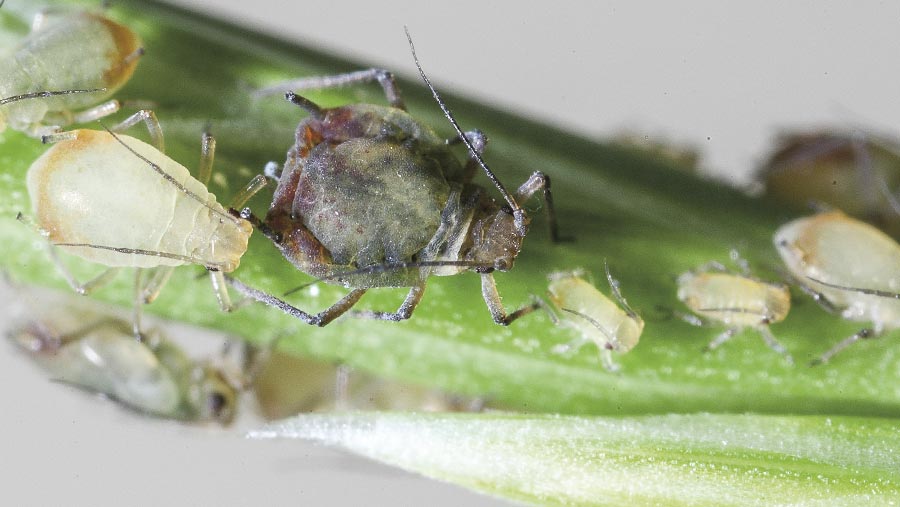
[5,1,900,506]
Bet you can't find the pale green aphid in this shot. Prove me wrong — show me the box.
[677,264,793,363]
[775,209,900,364]
[23,111,266,335]
[546,268,644,372]
[11,317,241,424]
[0,9,143,136]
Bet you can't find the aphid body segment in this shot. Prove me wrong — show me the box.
[546,270,643,372]
[28,129,251,271]
[677,266,792,362]
[12,319,239,424]
[0,11,142,134]
[236,39,557,327]
[775,210,900,363]
[23,113,266,335]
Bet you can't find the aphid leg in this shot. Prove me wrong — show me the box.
[514,171,561,242]
[229,175,268,209]
[447,130,488,182]
[480,273,542,325]
[72,100,121,124]
[109,109,164,153]
[131,268,146,339]
[794,278,840,314]
[600,349,621,373]
[703,328,737,352]
[351,283,426,322]
[197,131,215,186]
[676,311,707,327]
[550,336,589,356]
[40,130,78,144]
[208,270,241,312]
[139,266,175,304]
[256,68,405,110]
[811,328,877,366]
[728,249,751,276]
[225,276,367,326]
[756,326,794,364]
[46,243,122,296]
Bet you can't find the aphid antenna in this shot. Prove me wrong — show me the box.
[403,27,526,233]
[0,88,107,106]
[282,259,496,296]
[559,307,619,349]
[101,124,243,227]
[604,260,638,319]
[52,242,228,270]
[806,275,900,300]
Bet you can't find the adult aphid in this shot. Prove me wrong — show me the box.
[677,257,793,363]
[232,30,559,326]
[0,6,142,136]
[11,317,242,424]
[22,110,267,335]
[775,210,900,364]
[545,266,643,372]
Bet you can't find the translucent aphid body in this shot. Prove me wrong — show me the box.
[22,112,266,335]
[546,270,643,372]
[28,129,251,271]
[233,34,558,327]
[11,319,239,424]
[677,266,792,362]
[775,210,900,363]
[0,11,142,134]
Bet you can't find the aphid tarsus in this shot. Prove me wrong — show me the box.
[232,31,558,326]
[0,9,143,135]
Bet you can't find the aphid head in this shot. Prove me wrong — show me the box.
[469,206,529,272]
[190,366,239,425]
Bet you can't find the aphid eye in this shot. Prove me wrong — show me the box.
[500,204,514,215]
[273,232,284,244]
[207,391,228,417]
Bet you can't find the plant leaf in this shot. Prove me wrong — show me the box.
[2,0,899,417]
[250,411,900,506]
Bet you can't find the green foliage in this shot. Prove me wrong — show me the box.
[2,1,898,504]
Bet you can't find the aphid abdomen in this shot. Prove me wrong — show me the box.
[294,138,451,268]
[2,13,140,131]
[677,272,789,327]
[26,130,234,269]
[40,333,182,415]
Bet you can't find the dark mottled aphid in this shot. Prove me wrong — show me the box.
[232,31,559,326]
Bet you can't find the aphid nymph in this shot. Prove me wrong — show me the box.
[11,317,240,424]
[545,266,643,372]
[23,110,267,335]
[0,7,143,136]
[775,209,900,364]
[677,257,792,363]
[231,30,559,326]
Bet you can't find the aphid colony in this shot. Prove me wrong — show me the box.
[6,3,900,389]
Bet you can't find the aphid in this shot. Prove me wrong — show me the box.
[676,259,792,363]
[0,8,143,136]
[232,30,558,326]
[11,317,241,424]
[253,355,483,419]
[545,267,643,372]
[774,209,900,364]
[760,130,900,235]
[22,110,267,335]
